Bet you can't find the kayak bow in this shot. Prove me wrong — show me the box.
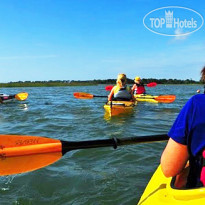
[138,165,205,204]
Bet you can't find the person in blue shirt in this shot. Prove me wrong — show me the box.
[161,66,205,188]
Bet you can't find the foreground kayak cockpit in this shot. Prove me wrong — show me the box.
[138,165,205,204]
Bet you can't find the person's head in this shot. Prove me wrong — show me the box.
[134,76,141,84]
[201,66,205,82]
[116,73,127,87]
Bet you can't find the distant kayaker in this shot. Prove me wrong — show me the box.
[108,74,134,101]
[131,76,146,94]
[161,66,205,189]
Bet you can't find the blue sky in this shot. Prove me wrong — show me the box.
[0,0,204,82]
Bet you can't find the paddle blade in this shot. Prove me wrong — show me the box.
[146,82,157,87]
[15,92,29,101]
[0,135,62,176]
[105,85,114,91]
[0,153,62,176]
[73,92,94,99]
[155,95,176,103]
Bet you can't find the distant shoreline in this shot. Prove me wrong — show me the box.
[0,78,201,87]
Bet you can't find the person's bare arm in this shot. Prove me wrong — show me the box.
[108,88,114,101]
[161,138,189,177]
[131,84,135,92]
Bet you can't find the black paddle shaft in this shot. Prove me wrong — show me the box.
[61,134,169,155]
[93,95,107,98]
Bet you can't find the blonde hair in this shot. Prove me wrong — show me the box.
[116,73,127,87]
[201,66,205,82]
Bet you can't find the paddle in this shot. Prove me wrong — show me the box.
[136,95,176,103]
[0,134,169,176]
[73,92,107,99]
[105,85,114,91]
[105,82,157,91]
[154,95,176,103]
[146,82,157,87]
[0,92,29,102]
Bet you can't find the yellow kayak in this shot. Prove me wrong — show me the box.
[104,101,136,116]
[134,94,176,103]
[134,94,158,103]
[138,165,205,204]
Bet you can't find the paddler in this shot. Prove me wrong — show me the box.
[161,66,205,189]
[131,76,146,94]
[108,73,135,101]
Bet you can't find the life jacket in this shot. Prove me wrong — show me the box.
[113,85,132,100]
[133,83,146,94]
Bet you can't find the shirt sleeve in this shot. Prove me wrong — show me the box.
[168,97,194,145]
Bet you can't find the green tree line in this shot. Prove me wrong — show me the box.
[0,78,201,87]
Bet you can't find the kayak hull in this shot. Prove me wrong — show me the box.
[104,101,135,116]
[138,165,205,204]
[134,94,158,103]
[0,94,13,102]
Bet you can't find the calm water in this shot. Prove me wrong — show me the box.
[0,85,203,205]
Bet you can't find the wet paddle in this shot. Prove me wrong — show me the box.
[14,92,29,101]
[154,95,176,103]
[73,92,107,99]
[0,134,169,176]
[105,82,157,91]
[73,92,175,103]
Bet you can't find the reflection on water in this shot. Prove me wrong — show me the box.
[18,103,29,111]
[104,111,135,123]
[0,175,15,192]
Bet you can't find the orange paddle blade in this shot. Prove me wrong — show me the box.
[73,92,94,99]
[0,152,62,176]
[15,92,29,101]
[0,135,62,176]
[155,95,176,103]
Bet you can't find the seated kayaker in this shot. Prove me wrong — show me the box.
[161,66,205,189]
[131,76,146,94]
[108,74,134,101]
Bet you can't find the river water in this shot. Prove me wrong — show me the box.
[0,84,202,205]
